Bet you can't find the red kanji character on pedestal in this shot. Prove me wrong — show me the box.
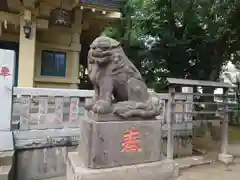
[120,129,142,152]
[0,66,10,78]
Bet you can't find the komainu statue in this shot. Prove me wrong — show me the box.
[85,36,163,119]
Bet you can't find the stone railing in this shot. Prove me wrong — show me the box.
[12,87,94,149]
[12,87,94,130]
[6,78,236,180]
[12,87,192,149]
[11,87,192,180]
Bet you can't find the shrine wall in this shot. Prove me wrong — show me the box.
[34,30,81,89]
[0,29,81,89]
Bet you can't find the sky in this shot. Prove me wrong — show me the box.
[223,61,238,81]
[215,61,238,94]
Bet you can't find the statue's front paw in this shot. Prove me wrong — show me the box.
[92,100,113,114]
[84,98,96,110]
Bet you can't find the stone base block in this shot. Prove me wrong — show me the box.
[78,115,162,169]
[67,152,178,180]
[0,151,14,180]
[0,151,14,166]
[0,165,12,180]
[218,153,233,164]
[0,132,14,151]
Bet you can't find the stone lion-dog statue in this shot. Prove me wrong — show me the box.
[85,36,163,119]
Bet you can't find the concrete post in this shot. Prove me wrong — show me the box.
[69,10,82,89]
[18,10,36,87]
[167,86,175,159]
[69,32,80,89]
[221,88,229,154]
[182,87,193,122]
[218,88,233,164]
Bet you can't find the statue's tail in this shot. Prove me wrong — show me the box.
[113,93,164,119]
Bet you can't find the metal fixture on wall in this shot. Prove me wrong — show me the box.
[23,21,32,39]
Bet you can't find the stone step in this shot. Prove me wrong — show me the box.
[0,165,11,180]
[0,151,14,166]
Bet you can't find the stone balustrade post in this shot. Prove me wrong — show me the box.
[166,86,175,159]
[218,87,233,164]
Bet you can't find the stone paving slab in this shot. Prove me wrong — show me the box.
[174,156,213,170]
[228,144,240,157]
[59,155,239,180]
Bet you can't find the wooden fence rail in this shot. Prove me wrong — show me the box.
[165,78,235,159]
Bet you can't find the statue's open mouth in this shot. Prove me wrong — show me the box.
[91,50,112,58]
[89,50,112,64]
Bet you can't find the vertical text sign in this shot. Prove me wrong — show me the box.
[0,49,15,130]
[120,129,142,152]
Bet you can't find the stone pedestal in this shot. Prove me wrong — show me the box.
[67,113,178,180]
[67,152,178,180]
[78,113,162,169]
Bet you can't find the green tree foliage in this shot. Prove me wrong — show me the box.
[103,0,146,71]
[104,0,238,92]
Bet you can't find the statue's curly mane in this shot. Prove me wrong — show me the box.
[85,36,163,118]
[88,37,143,81]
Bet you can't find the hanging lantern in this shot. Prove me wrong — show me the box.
[49,8,71,27]
[23,22,32,39]
[0,0,8,11]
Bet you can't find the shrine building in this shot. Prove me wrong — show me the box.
[0,0,124,88]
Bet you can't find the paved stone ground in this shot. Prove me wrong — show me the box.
[177,160,240,180]
[176,142,240,180]
[49,143,240,180]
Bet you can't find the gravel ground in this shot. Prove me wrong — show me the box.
[177,158,240,180]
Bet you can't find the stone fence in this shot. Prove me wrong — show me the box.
[11,87,192,180]
[1,78,235,180]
